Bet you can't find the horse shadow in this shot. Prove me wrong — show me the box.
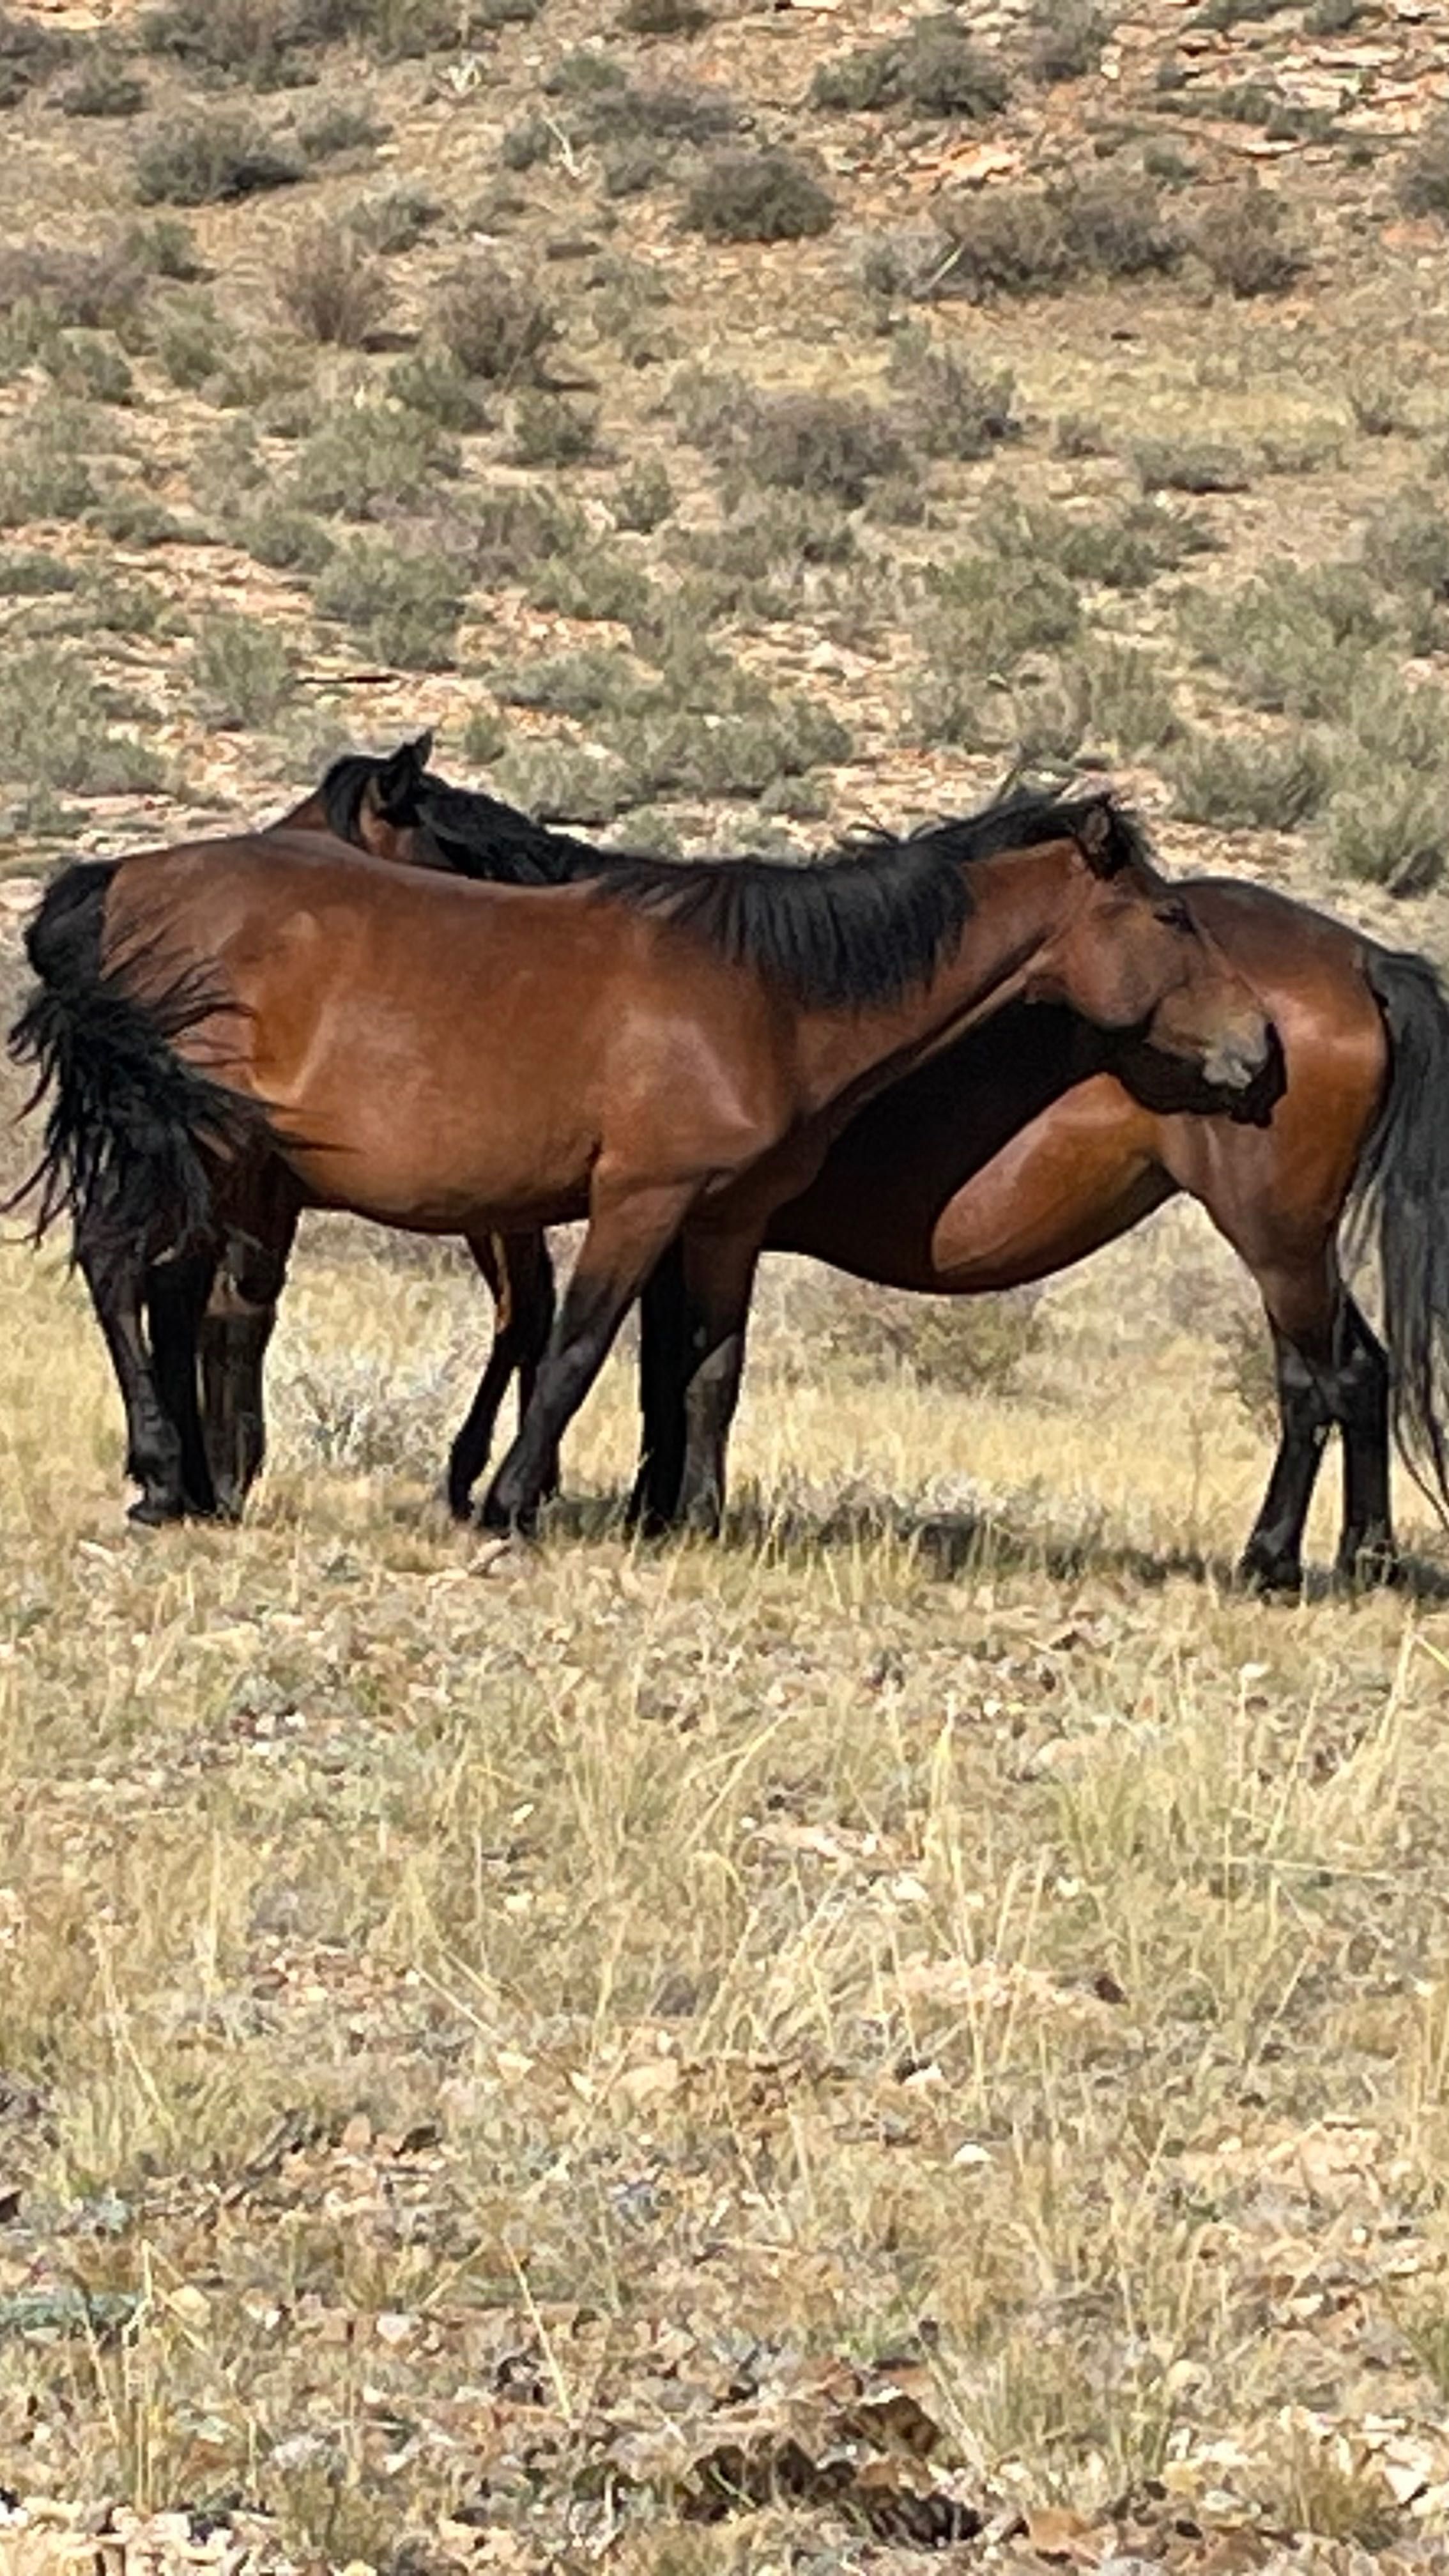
[522,1488,1449,1604]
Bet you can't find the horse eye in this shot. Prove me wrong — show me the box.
[1156,900,1195,933]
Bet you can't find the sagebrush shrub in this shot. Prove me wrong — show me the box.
[684,153,834,244]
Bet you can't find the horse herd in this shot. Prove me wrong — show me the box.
[11,733,1449,1593]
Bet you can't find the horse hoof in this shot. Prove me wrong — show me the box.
[1334,1544,1402,1593]
[1237,1547,1303,1596]
[126,1494,185,1528]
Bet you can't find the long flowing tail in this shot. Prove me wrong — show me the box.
[1347,943,1449,1509]
[8,857,267,1258]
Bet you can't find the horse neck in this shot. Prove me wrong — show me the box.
[793,841,1078,1122]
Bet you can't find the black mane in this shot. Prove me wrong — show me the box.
[325,749,1153,1012]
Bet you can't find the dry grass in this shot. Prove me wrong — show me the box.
[0,1211,1447,2572]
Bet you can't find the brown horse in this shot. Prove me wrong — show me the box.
[299,742,1449,1591]
[10,789,1271,1536]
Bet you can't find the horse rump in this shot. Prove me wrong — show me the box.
[8,856,268,1262]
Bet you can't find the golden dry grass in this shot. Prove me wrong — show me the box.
[0,1215,1447,2572]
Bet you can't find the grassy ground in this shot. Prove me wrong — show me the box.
[4,0,1449,2569]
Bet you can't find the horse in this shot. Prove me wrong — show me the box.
[9,787,1271,1538]
[297,739,1449,1591]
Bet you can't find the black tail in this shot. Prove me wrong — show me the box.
[8,858,268,1261]
[1347,943,1449,1510]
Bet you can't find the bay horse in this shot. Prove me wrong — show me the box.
[10,788,1271,1537]
[300,740,1449,1590]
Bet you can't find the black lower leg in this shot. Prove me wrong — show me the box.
[481,1266,628,1535]
[147,1252,217,1517]
[1239,1325,1333,1592]
[79,1238,187,1524]
[627,1241,691,1534]
[199,1308,277,1517]
[1334,1300,1397,1584]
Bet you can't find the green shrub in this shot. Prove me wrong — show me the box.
[86,489,187,546]
[462,705,508,766]
[134,111,301,204]
[193,613,295,730]
[58,53,146,116]
[684,153,834,244]
[1061,172,1180,277]
[277,227,388,346]
[544,46,625,96]
[501,116,553,171]
[139,0,298,82]
[931,188,1074,298]
[1194,185,1307,295]
[613,688,851,801]
[292,403,459,518]
[242,507,335,574]
[784,1271,1045,1398]
[726,390,902,507]
[1398,111,1449,220]
[677,489,857,581]
[1324,770,1449,894]
[490,646,650,721]
[509,393,601,468]
[620,0,709,28]
[346,187,439,256]
[0,548,80,596]
[438,259,557,383]
[315,539,463,668]
[1176,571,1383,719]
[924,551,1082,669]
[811,17,1006,118]
[493,739,632,823]
[1344,365,1417,438]
[0,240,146,335]
[0,418,98,525]
[388,349,490,433]
[0,6,71,107]
[151,292,231,390]
[1135,438,1251,493]
[1030,496,1209,590]
[586,78,738,144]
[528,546,654,627]
[1079,640,1180,756]
[465,485,577,584]
[1166,730,1329,831]
[887,333,1018,459]
[1025,0,1112,82]
[2,650,165,814]
[298,101,387,164]
[1360,487,1449,599]
[611,459,675,533]
[40,330,134,406]
[124,216,204,282]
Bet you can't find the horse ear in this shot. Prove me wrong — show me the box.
[377,735,429,816]
[1076,800,1124,878]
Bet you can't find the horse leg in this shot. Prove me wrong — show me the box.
[626,1238,691,1535]
[1333,1296,1395,1586]
[480,1183,694,1536]
[77,1227,190,1525]
[146,1249,218,1517]
[198,1189,299,1520]
[673,1227,761,1538]
[448,1231,557,1521]
[1239,1316,1336,1594]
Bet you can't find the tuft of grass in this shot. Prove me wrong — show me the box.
[1080,640,1181,755]
[276,226,388,348]
[728,391,903,509]
[529,544,654,628]
[1165,728,1329,831]
[684,152,834,244]
[134,110,301,206]
[241,505,335,574]
[438,259,558,385]
[811,17,1007,119]
[0,416,98,526]
[192,613,295,730]
[150,291,233,392]
[1194,184,1307,296]
[314,537,463,669]
[1324,770,1449,896]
